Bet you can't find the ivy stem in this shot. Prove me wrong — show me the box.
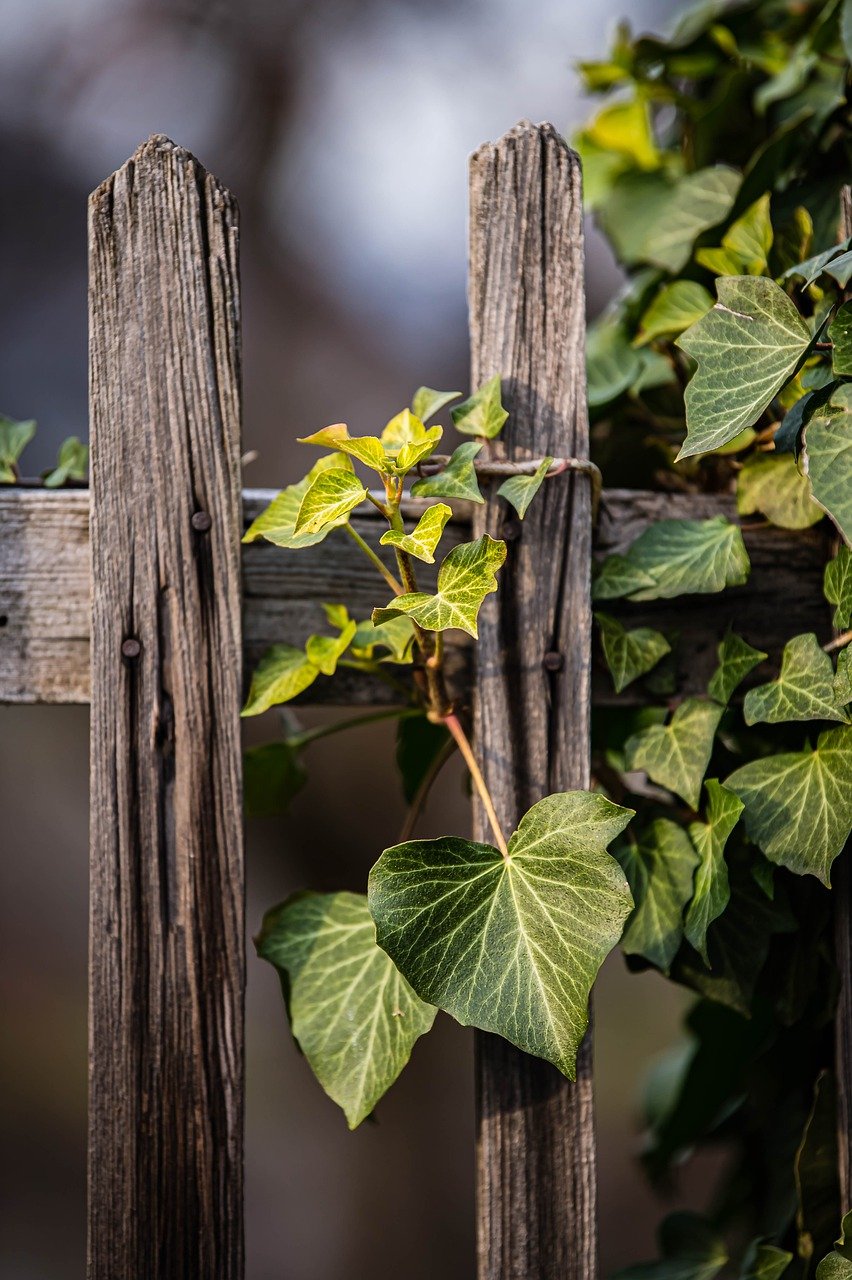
[442,712,509,859]
[398,735,458,843]
[825,629,852,653]
[344,523,404,595]
[288,706,418,750]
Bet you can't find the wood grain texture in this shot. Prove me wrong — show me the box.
[468,121,596,1280]
[88,136,244,1278]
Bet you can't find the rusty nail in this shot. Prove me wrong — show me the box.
[543,650,564,673]
[191,510,212,532]
[122,637,142,660]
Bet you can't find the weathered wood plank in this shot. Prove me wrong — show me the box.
[468,122,596,1280]
[0,487,829,707]
[88,136,244,1278]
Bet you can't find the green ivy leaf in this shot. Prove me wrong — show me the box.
[725,726,852,884]
[379,503,453,563]
[244,741,307,817]
[616,819,698,972]
[298,423,390,474]
[825,546,852,629]
[305,619,357,676]
[707,631,767,705]
[243,455,355,549]
[594,517,750,602]
[625,699,724,809]
[584,97,661,171]
[295,467,368,536]
[350,615,416,664]
[676,277,811,459]
[829,302,852,377]
[695,194,773,277]
[596,612,672,693]
[395,427,444,475]
[411,387,461,423]
[801,385,852,546]
[739,1243,792,1280]
[410,441,484,504]
[396,714,453,804]
[816,1211,852,1280]
[496,456,552,519]
[451,374,508,439]
[44,436,88,488]
[744,633,849,725]
[380,408,429,450]
[785,238,852,289]
[587,321,643,407]
[636,281,714,345]
[372,534,506,638]
[0,415,36,482]
[639,166,742,273]
[684,780,744,965]
[369,792,633,1078]
[611,1212,728,1280]
[257,891,436,1129]
[592,554,657,601]
[834,648,852,708]
[242,645,320,716]
[736,453,823,530]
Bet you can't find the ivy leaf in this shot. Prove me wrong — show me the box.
[410,441,484,504]
[615,819,698,973]
[451,374,508,439]
[785,239,852,289]
[834,648,852,708]
[587,321,643,407]
[584,97,660,171]
[801,386,852,546]
[744,633,849,726]
[725,726,852,885]
[707,631,767,705]
[774,384,836,457]
[739,1243,792,1280]
[736,453,822,530]
[350,615,415,664]
[379,503,453,563]
[676,277,811,459]
[394,427,444,475]
[639,166,742,272]
[298,423,390,474]
[0,415,36,482]
[825,546,852,629]
[816,1211,852,1280]
[636,281,714,346]
[295,467,368,536]
[625,699,724,809]
[44,436,88,488]
[596,612,672,693]
[592,554,657,601]
[372,534,506,638]
[695,194,773,277]
[829,302,852,378]
[244,741,307,817]
[595,517,750,602]
[411,387,461,423]
[369,792,633,1078]
[380,408,429,450]
[242,645,320,717]
[396,714,453,804]
[611,1212,728,1280]
[305,619,357,676]
[257,891,436,1129]
[243,455,355,549]
[496,456,552,519]
[684,781,744,965]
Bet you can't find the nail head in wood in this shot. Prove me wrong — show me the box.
[543,650,564,673]
[192,509,213,532]
[121,637,141,660]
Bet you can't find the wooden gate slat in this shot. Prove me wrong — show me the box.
[87,135,244,1278]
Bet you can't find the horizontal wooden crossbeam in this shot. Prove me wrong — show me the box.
[0,484,829,708]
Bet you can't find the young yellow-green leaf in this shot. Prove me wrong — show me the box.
[625,699,724,809]
[496,456,552,519]
[695,194,773,277]
[684,780,744,964]
[451,374,508,440]
[394,425,443,475]
[595,517,750,602]
[615,819,698,973]
[740,1243,793,1280]
[743,633,850,725]
[612,1212,728,1280]
[350,615,415,664]
[636,281,714,346]
[676,277,811,459]
[257,891,436,1129]
[323,602,351,631]
[825,546,852,629]
[639,166,742,273]
[595,612,671,693]
[379,503,452,563]
[725,726,852,884]
[242,645,319,716]
[368,791,634,1079]
[298,423,390,474]
[0,415,36,482]
[410,441,484,504]
[294,467,368,536]
[380,407,429,451]
[801,386,852,546]
[243,455,354,549]
[304,619,357,676]
[707,631,767,705]
[372,534,506,638]
[411,387,461,423]
[829,301,852,377]
[816,1211,852,1280]
[44,435,88,488]
[592,554,657,601]
[584,97,660,170]
[736,453,823,530]
[244,741,307,817]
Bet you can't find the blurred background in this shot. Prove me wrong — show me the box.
[0,0,714,1276]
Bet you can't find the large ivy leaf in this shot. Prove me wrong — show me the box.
[243,455,355,549]
[743,633,849,725]
[616,819,698,972]
[244,741,307,817]
[295,467,368,535]
[726,726,852,884]
[595,517,750,603]
[379,503,452,563]
[243,645,320,716]
[637,281,714,346]
[816,1211,852,1280]
[496,456,552,519]
[835,648,852,708]
[801,385,852,546]
[592,554,657,601]
[596,612,672,693]
[368,792,634,1078]
[0,415,36,482]
[707,631,767,705]
[411,387,461,423]
[625,699,724,809]
[736,453,823,530]
[684,780,744,964]
[829,302,852,377]
[677,277,811,459]
[611,1212,728,1280]
[257,891,436,1128]
[372,534,506,638]
[451,374,508,439]
[824,546,852,629]
[410,441,484,504]
[639,166,742,272]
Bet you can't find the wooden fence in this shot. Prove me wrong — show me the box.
[0,124,839,1279]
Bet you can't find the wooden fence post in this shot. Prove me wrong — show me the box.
[87,136,244,1278]
[468,122,596,1279]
